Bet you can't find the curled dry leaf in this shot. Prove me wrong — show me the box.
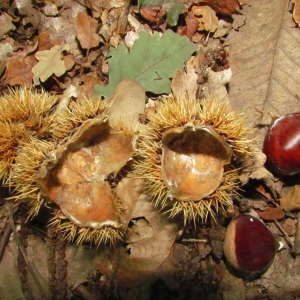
[293,0,300,26]
[239,147,274,185]
[106,79,146,128]
[140,6,166,23]
[75,11,101,49]
[280,185,300,212]
[191,5,219,32]
[171,56,199,99]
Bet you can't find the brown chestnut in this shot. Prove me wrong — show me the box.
[223,214,280,274]
[263,113,300,176]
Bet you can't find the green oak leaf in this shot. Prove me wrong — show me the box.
[94,30,196,98]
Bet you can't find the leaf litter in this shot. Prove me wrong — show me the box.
[1,0,300,299]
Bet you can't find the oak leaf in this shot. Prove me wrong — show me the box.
[94,30,196,98]
[32,44,70,85]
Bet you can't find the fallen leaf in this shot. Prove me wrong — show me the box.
[239,147,274,185]
[204,0,240,15]
[213,19,233,38]
[184,12,200,39]
[166,3,184,27]
[99,1,131,43]
[106,79,146,128]
[94,30,197,98]
[205,67,232,101]
[78,74,103,99]
[4,53,36,88]
[140,6,166,23]
[293,0,300,26]
[98,179,179,289]
[280,185,300,212]
[0,14,16,40]
[225,0,300,146]
[192,5,219,32]
[283,218,296,236]
[32,43,70,85]
[75,11,101,49]
[256,206,285,220]
[171,56,198,99]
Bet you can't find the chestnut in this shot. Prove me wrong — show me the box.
[223,214,280,274]
[263,113,300,176]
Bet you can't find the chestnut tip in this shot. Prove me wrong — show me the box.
[223,214,280,274]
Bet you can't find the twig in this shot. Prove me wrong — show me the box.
[0,203,19,263]
[7,205,47,299]
[274,220,294,249]
[181,238,207,243]
[0,219,12,262]
[293,212,300,255]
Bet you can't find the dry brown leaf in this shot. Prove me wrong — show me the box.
[40,0,85,56]
[107,79,146,128]
[0,14,16,40]
[140,7,166,23]
[0,233,101,299]
[256,206,285,220]
[293,0,300,26]
[171,56,198,99]
[205,67,232,101]
[99,0,131,43]
[192,5,219,32]
[280,185,300,212]
[213,19,233,38]
[204,0,240,15]
[4,53,36,88]
[184,12,200,39]
[98,177,179,289]
[32,43,70,85]
[225,0,300,146]
[15,0,41,28]
[37,32,52,51]
[75,11,101,49]
[78,74,103,99]
[239,147,274,185]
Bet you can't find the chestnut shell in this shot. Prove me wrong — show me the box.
[263,113,300,176]
[223,214,279,273]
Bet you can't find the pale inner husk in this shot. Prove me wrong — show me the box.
[161,125,232,201]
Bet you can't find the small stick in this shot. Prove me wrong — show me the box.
[274,220,294,249]
[293,212,300,255]
[0,203,19,263]
[181,238,207,243]
[0,220,12,262]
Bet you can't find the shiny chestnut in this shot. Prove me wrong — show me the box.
[223,214,280,274]
[263,113,300,176]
